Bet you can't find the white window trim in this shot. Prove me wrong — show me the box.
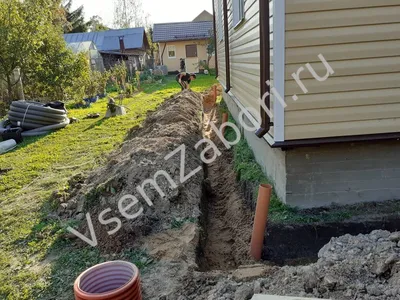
[273,0,285,142]
[168,45,176,59]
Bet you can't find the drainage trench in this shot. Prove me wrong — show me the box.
[197,149,254,272]
[197,94,400,272]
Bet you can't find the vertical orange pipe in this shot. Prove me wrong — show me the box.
[213,85,217,102]
[221,112,229,136]
[250,184,272,261]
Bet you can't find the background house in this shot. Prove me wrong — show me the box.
[64,28,150,75]
[153,12,215,74]
[214,0,400,208]
[193,10,214,22]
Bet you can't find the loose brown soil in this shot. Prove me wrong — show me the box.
[62,90,205,252]
[198,144,254,271]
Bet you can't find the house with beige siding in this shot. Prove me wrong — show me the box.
[213,0,400,208]
[153,13,215,74]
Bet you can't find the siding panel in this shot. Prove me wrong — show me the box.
[287,6,400,31]
[286,40,400,64]
[286,0,400,14]
[226,0,263,119]
[286,24,400,48]
[284,3,400,140]
[285,57,400,80]
[286,118,400,140]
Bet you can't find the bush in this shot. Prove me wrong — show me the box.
[96,70,111,96]
[153,69,165,82]
[0,101,7,118]
[24,32,91,102]
[110,61,127,93]
[125,83,134,97]
[139,69,152,82]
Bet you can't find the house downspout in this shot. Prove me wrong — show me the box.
[222,0,231,92]
[161,43,167,65]
[255,0,272,138]
[212,0,219,78]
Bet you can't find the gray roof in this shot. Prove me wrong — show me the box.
[153,21,213,43]
[64,27,147,52]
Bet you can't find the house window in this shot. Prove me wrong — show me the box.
[217,0,223,42]
[168,45,176,58]
[232,0,245,28]
[186,45,198,58]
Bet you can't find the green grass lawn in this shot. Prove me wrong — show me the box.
[0,75,217,300]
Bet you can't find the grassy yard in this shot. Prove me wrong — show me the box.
[0,75,217,300]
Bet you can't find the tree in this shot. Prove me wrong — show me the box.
[62,0,90,33]
[0,0,51,103]
[113,0,145,29]
[89,15,109,32]
[0,0,91,103]
[147,26,158,58]
[206,29,216,68]
[24,29,91,101]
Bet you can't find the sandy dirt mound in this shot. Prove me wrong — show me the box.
[64,90,205,251]
[143,223,199,263]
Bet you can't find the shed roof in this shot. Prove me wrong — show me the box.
[64,27,147,52]
[153,21,213,43]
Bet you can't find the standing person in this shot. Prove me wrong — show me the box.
[180,58,186,72]
[176,72,196,90]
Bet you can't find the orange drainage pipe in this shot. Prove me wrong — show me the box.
[221,112,229,136]
[250,184,273,261]
[213,85,217,102]
[74,261,142,300]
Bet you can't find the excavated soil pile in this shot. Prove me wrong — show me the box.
[185,230,400,300]
[63,90,204,251]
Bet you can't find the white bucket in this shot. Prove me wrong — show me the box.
[0,139,17,154]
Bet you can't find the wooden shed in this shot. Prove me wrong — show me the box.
[213,0,400,208]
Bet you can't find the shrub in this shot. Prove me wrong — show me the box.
[153,69,164,82]
[125,83,134,97]
[110,61,127,93]
[24,33,91,102]
[95,70,111,96]
[0,101,7,118]
[139,70,152,82]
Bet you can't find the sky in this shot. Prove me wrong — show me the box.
[72,0,213,27]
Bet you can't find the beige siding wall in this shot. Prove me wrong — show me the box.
[229,0,260,117]
[159,40,215,73]
[284,0,400,140]
[215,0,226,86]
[215,0,275,128]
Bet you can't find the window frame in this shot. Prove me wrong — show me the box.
[167,45,176,59]
[185,44,198,58]
[232,0,245,29]
[217,0,224,42]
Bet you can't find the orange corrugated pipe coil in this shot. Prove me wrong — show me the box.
[74,261,142,300]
